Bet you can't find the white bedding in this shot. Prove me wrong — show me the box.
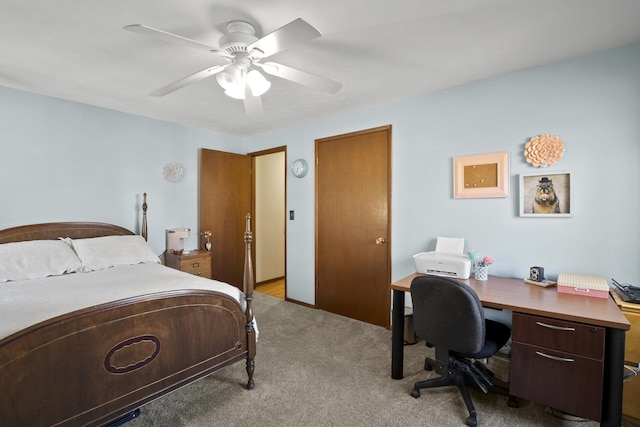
[0,262,248,340]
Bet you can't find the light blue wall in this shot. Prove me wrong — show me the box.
[1,44,638,305]
[248,44,640,304]
[0,87,246,255]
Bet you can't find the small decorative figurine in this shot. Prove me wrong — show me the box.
[203,230,212,251]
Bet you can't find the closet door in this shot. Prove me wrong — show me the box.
[315,126,391,327]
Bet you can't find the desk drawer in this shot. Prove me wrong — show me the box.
[511,341,603,421]
[512,313,605,359]
[511,313,605,422]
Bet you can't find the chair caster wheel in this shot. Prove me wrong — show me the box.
[424,358,433,371]
[465,416,477,427]
[410,389,420,398]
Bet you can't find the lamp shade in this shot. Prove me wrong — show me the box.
[216,65,242,91]
[224,86,246,99]
[216,65,271,100]
[247,69,271,97]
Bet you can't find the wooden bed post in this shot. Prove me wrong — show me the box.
[141,192,148,241]
[243,213,256,390]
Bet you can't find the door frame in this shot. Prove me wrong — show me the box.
[249,146,287,296]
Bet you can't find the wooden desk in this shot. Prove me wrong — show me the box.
[390,273,630,427]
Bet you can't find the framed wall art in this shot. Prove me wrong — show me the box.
[453,152,509,199]
[519,171,572,217]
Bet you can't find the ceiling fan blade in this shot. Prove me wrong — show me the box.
[248,18,321,58]
[151,65,227,96]
[243,85,264,117]
[124,24,219,52]
[259,62,342,94]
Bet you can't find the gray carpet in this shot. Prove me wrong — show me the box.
[129,292,597,426]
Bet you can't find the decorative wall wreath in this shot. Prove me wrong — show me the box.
[162,162,184,183]
[524,134,565,167]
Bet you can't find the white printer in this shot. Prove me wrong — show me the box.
[413,237,471,279]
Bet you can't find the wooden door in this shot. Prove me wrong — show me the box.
[315,126,391,327]
[200,149,251,290]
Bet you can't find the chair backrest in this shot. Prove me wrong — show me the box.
[410,275,485,355]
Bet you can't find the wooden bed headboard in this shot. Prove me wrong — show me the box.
[0,222,134,244]
[0,193,149,244]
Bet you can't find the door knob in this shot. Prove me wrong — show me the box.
[376,237,386,245]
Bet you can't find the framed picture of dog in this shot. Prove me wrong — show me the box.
[519,171,572,217]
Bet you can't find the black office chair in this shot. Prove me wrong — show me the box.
[409,275,511,427]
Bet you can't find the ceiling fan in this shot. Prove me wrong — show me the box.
[124,18,342,116]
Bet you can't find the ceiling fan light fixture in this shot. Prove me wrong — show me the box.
[224,86,246,100]
[216,65,241,91]
[217,64,249,99]
[130,18,340,115]
[247,69,271,97]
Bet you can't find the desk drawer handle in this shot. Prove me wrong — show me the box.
[535,351,574,363]
[192,262,200,268]
[535,321,575,332]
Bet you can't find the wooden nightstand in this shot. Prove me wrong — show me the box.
[164,250,212,279]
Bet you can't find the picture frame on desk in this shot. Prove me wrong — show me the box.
[519,171,573,217]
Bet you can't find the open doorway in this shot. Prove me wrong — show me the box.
[253,148,286,299]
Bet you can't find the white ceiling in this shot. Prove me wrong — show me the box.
[2,0,639,137]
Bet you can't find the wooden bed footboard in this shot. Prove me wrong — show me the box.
[1,292,249,426]
[0,215,256,427]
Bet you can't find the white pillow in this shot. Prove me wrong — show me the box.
[70,235,160,272]
[0,240,82,282]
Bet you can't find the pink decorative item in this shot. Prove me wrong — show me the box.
[524,134,565,167]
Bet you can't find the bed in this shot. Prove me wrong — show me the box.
[0,211,256,426]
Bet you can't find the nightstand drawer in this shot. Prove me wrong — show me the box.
[179,256,210,277]
[164,251,212,279]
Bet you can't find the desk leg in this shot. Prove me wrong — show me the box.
[600,328,625,427]
[391,289,405,379]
